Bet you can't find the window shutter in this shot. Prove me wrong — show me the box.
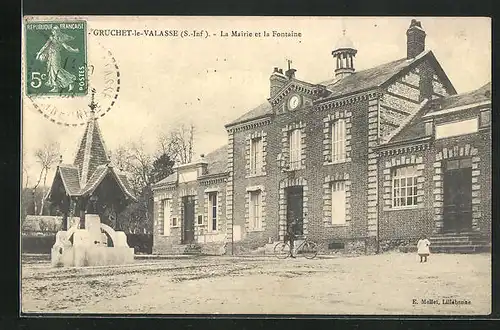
[331,182,346,224]
[163,199,171,236]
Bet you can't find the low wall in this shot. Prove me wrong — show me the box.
[22,234,153,254]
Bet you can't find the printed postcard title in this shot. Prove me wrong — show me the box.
[89,28,302,39]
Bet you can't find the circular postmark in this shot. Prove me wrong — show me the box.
[24,24,121,127]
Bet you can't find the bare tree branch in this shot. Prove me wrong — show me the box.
[33,141,60,215]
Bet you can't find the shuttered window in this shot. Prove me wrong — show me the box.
[331,181,346,225]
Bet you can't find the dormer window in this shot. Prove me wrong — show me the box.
[480,109,491,127]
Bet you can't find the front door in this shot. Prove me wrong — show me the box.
[286,186,304,236]
[182,196,195,244]
[443,158,473,233]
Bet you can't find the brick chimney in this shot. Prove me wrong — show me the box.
[270,67,287,98]
[285,68,296,79]
[406,19,426,59]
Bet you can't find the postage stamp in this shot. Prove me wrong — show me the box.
[24,20,87,97]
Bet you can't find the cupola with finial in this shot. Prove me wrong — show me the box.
[332,29,357,80]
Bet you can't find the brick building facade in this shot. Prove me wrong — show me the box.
[152,19,491,255]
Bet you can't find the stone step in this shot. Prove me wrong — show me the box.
[428,240,490,246]
[439,231,483,237]
[400,244,490,254]
[430,236,472,243]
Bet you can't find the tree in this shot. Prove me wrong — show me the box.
[111,126,190,234]
[32,141,60,215]
[150,153,175,185]
[22,149,30,189]
[158,123,195,165]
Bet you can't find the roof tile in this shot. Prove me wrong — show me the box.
[228,53,432,127]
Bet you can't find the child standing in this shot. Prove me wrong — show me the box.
[417,235,431,263]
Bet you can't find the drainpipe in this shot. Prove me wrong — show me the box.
[376,200,380,254]
[231,212,234,255]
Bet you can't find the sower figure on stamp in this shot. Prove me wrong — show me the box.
[417,235,431,263]
[36,26,80,92]
[286,218,298,258]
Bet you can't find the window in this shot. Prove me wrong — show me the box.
[331,119,346,162]
[250,137,263,175]
[331,181,346,225]
[197,215,203,225]
[249,190,262,230]
[289,129,301,169]
[163,199,172,235]
[172,217,178,227]
[392,166,418,208]
[424,121,433,136]
[435,118,478,139]
[209,192,217,231]
[446,158,472,170]
[480,110,490,127]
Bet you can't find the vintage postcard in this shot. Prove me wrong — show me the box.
[20,16,491,315]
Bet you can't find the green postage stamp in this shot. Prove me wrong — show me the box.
[24,20,87,96]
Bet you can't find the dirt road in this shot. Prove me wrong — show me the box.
[21,253,491,315]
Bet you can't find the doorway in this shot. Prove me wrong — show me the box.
[443,158,473,233]
[182,196,195,244]
[286,186,304,236]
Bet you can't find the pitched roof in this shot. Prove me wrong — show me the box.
[47,115,136,202]
[227,51,452,127]
[58,165,81,195]
[226,102,273,126]
[155,172,177,186]
[385,82,491,145]
[320,57,410,98]
[73,117,109,186]
[203,144,228,176]
[153,144,229,188]
[80,165,108,196]
[427,82,491,113]
[78,165,137,201]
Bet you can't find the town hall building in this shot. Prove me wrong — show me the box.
[152,19,491,255]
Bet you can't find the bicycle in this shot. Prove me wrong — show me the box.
[274,236,318,259]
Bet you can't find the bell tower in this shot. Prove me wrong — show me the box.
[332,29,357,80]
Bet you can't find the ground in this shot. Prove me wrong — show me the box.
[21,253,491,315]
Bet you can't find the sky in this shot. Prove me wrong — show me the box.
[21,16,491,187]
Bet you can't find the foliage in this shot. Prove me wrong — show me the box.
[21,235,56,254]
[21,187,56,223]
[158,123,195,164]
[111,124,194,234]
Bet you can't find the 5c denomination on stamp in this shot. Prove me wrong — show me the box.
[25,20,87,97]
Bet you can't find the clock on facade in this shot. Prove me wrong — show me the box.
[288,94,301,110]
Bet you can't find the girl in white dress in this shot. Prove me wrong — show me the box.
[417,235,431,263]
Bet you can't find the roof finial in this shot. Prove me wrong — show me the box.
[88,88,98,117]
[286,58,292,71]
[59,154,63,164]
